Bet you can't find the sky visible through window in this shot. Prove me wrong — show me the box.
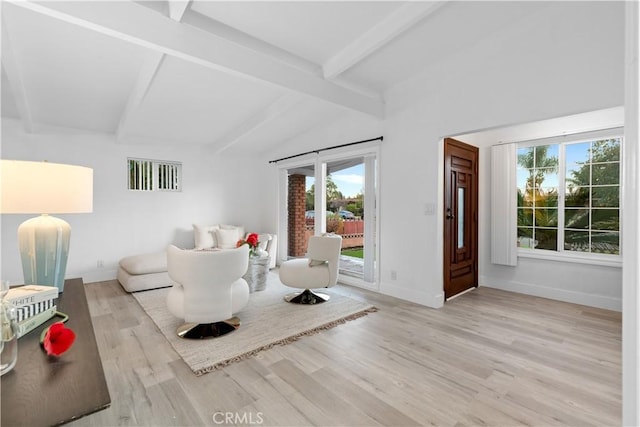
[516,142,616,190]
[306,163,364,198]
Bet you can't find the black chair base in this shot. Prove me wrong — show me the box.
[284,289,330,304]
[176,316,240,339]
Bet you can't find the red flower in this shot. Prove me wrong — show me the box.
[236,233,261,256]
[246,233,259,248]
[42,322,76,356]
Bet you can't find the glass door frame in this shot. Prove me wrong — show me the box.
[277,143,380,290]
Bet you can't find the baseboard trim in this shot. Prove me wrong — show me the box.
[337,275,378,291]
[379,281,444,308]
[479,275,621,312]
[81,268,118,285]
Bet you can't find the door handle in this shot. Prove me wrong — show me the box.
[446,208,455,220]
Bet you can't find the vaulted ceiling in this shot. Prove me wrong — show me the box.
[1,1,554,155]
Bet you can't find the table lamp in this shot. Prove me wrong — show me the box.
[1,160,93,292]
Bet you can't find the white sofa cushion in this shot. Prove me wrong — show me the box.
[216,228,241,249]
[193,224,219,249]
[117,267,171,293]
[119,251,167,275]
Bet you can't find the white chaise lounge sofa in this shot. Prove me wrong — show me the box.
[117,224,277,293]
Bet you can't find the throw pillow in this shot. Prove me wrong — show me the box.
[193,224,219,250]
[221,224,245,239]
[216,228,240,249]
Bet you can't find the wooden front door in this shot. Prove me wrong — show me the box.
[444,138,479,299]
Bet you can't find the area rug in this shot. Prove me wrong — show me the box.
[132,273,376,376]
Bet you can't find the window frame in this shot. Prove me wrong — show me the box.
[515,128,622,267]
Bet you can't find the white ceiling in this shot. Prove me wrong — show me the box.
[190,1,405,66]
[0,1,557,155]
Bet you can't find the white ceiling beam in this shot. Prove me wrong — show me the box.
[181,9,321,77]
[168,0,191,21]
[116,0,190,142]
[14,1,384,118]
[116,52,165,142]
[323,1,447,79]
[213,93,304,154]
[1,13,35,133]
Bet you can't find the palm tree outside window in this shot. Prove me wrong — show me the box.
[516,137,621,255]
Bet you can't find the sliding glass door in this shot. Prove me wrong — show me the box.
[280,149,378,287]
[323,156,376,282]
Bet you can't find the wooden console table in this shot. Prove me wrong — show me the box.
[1,278,111,426]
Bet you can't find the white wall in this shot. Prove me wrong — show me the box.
[0,118,226,284]
[623,2,640,422]
[268,111,385,161]
[252,1,625,308]
[215,152,280,235]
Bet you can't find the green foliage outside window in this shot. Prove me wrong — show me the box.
[306,175,364,218]
[517,138,620,255]
[517,145,559,250]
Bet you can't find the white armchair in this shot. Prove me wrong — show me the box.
[166,244,250,338]
[279,234,343,304]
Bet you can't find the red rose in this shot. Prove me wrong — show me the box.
[42,322,76,356]
[236,239,244,248]
[246,233,259,247]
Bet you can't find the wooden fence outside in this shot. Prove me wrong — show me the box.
[304,219,364,249]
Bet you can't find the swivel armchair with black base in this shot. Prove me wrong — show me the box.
[279,234,342,304]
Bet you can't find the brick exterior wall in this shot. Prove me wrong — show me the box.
[288,174,307,257]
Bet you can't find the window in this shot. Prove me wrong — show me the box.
[128,158,182,192]
[517,136,621,256]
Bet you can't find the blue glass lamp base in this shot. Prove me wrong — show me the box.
[17,214,70,292]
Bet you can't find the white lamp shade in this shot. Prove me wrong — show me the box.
[1,160,93,214]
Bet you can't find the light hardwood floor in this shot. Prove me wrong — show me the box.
[71,277,621,427]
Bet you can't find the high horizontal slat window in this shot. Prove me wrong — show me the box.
[127,158,182,192]
[157,162,181,191]
[128,159,153,191]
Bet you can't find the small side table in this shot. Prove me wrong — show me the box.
[243,255,270,293]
